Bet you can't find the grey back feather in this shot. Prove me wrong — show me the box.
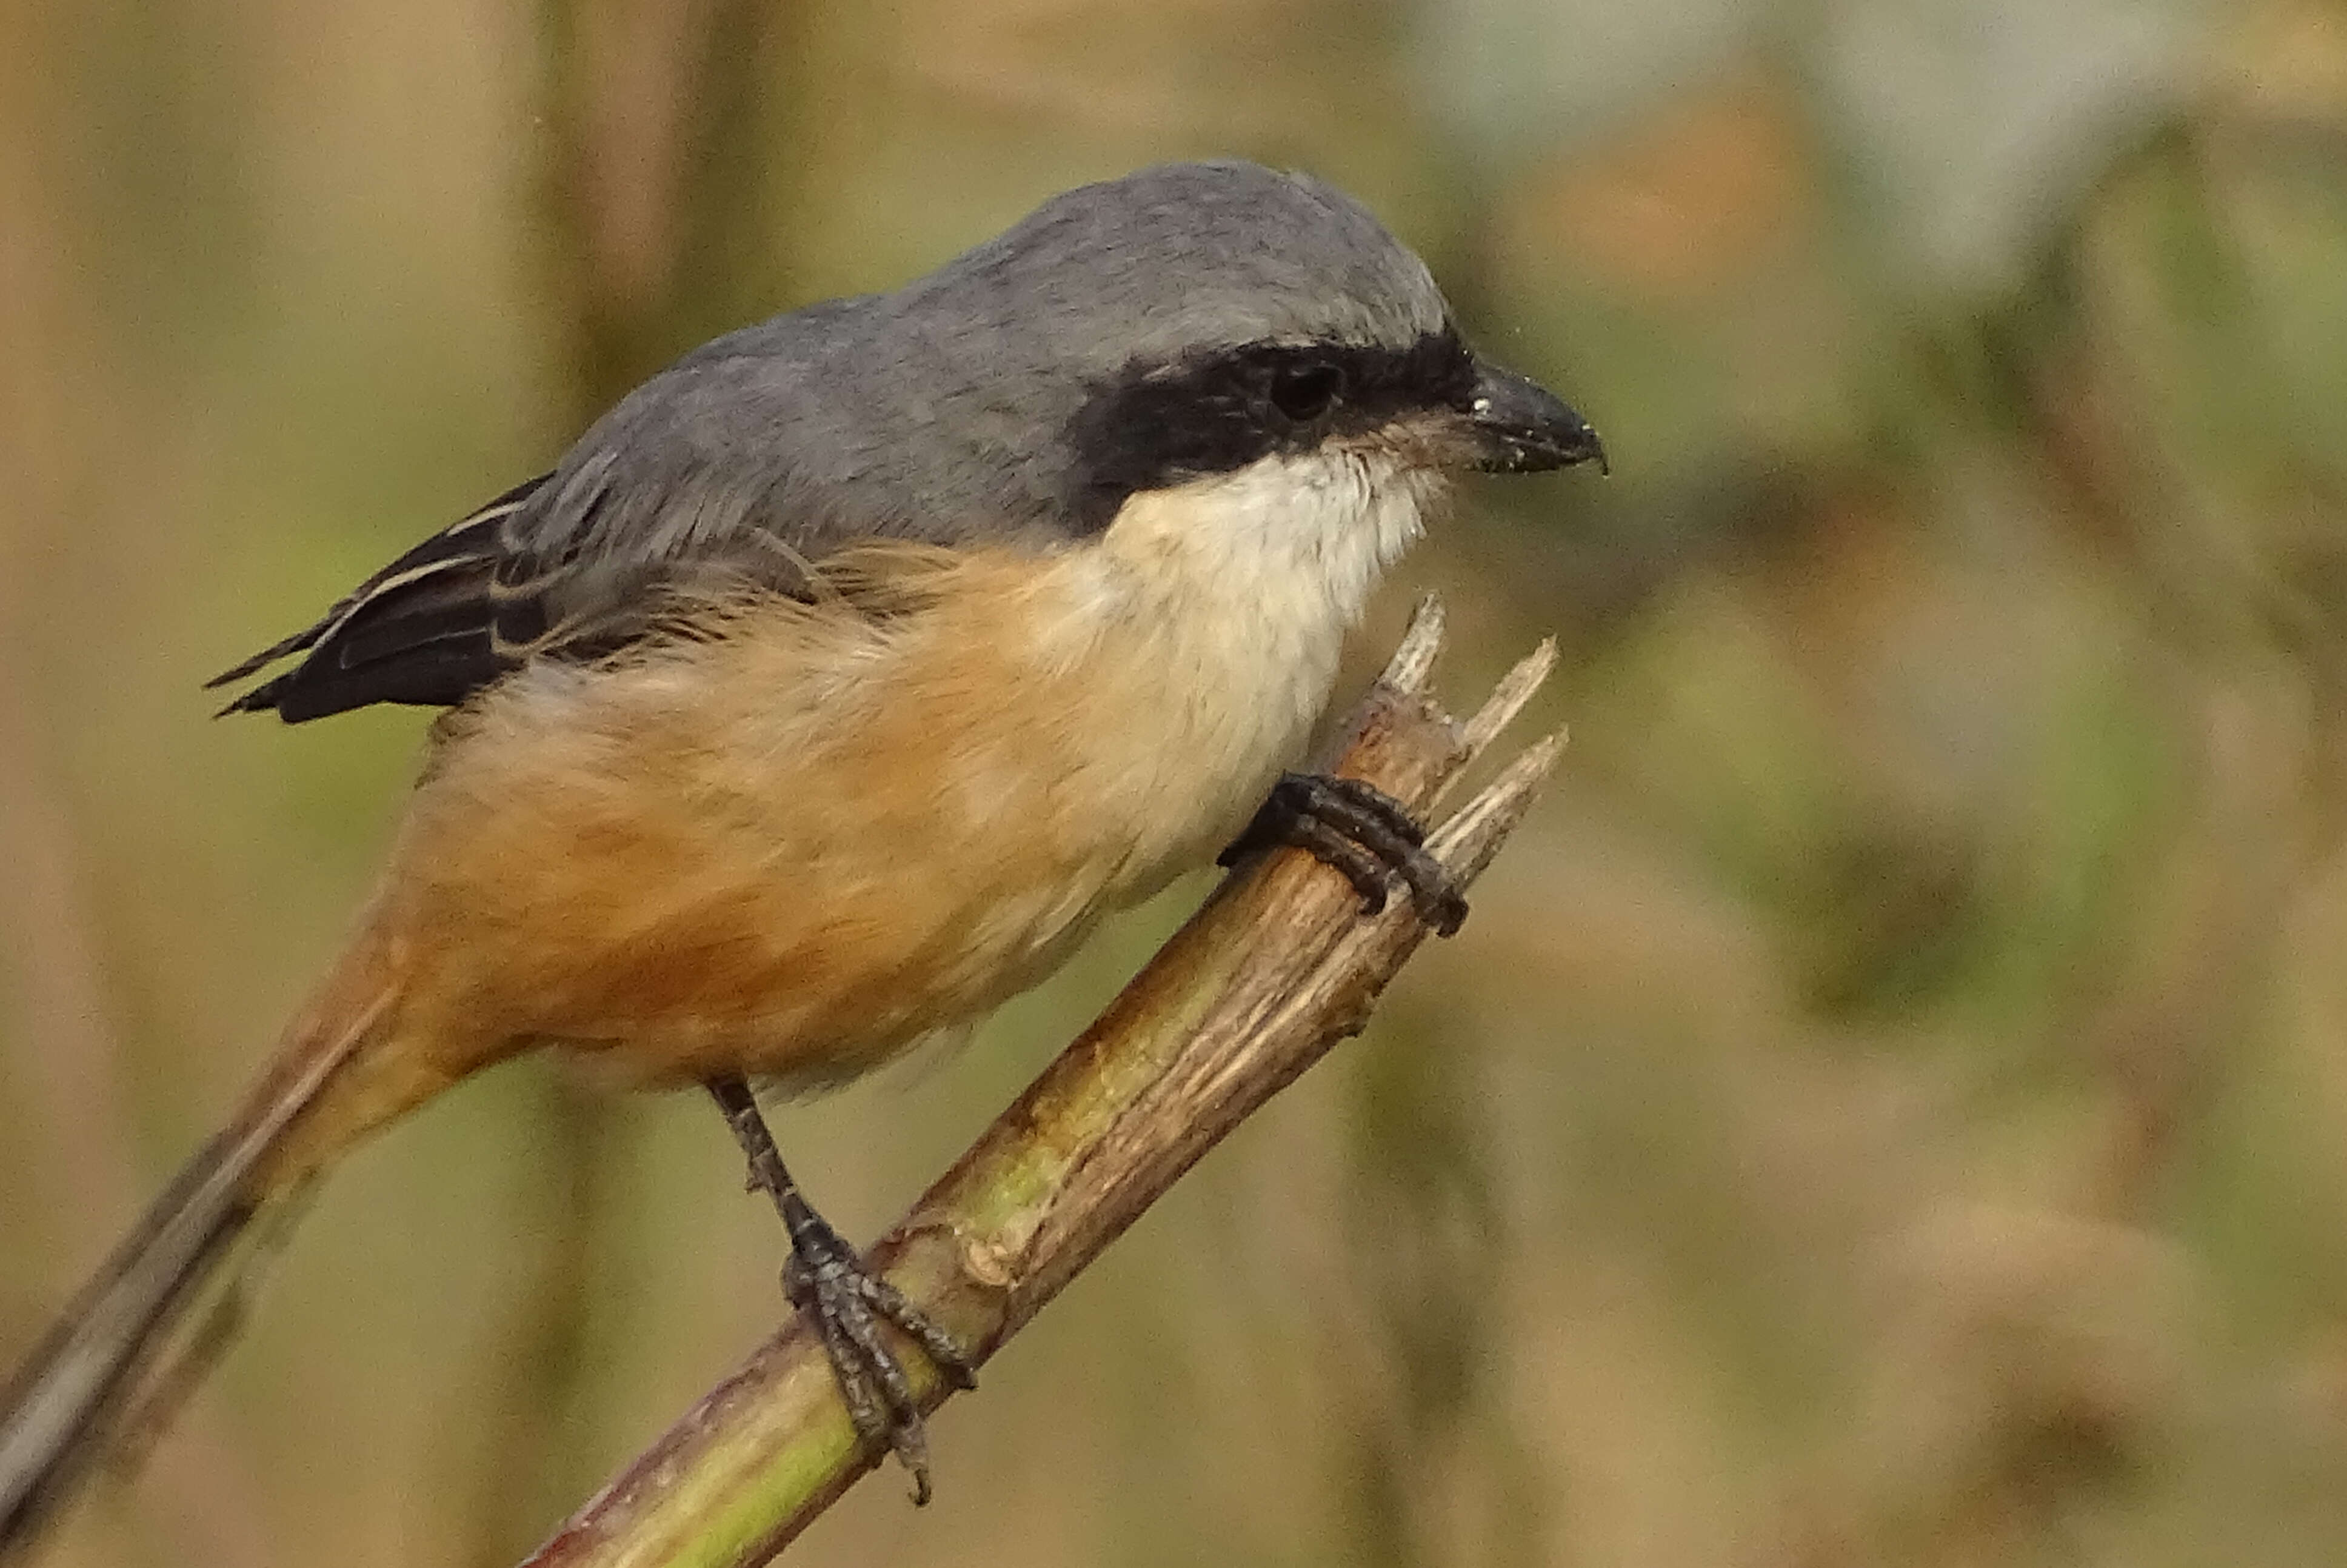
[215,161,1449,722]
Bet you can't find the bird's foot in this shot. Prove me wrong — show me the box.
[1221,772,1467,935]
[782,1210,977,1504]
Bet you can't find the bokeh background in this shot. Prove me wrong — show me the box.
[5,0,2347,1563]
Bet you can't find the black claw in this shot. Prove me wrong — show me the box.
[707,1076,975,1506]
[780,1206,974,1504]
[805,1286,890,1453]
[1310,774,1429,849]
[851,1269,981,1392]
[1223,772,1468,935]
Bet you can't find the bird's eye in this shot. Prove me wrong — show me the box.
[1270,361,1344,422]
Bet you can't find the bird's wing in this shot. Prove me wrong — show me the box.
[208,335,970,724]
[208,461,886,723]
[208,474,576,722]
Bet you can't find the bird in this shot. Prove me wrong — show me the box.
[0,158,1603,1546]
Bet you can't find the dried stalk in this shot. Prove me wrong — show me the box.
[522,596,1564,1568]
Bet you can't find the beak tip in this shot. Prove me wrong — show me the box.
[1464,356,1605,478]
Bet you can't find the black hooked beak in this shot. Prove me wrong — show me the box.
[1464,357,1607,476]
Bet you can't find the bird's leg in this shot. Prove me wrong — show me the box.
[704,1076,975,1504]
[1220,772,1469,936]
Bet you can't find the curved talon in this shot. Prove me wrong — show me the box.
[801,1278,894,1468]
[848,1269,980,1392]
[1224,772,1468,935]
[783,1215,976,1504]
[1308,774,1428,848]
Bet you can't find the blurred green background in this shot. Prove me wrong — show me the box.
[6,0,2347,1563]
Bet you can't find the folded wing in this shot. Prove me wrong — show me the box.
[208,476,565,722]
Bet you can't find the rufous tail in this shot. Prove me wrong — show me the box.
[0,927,408,1558]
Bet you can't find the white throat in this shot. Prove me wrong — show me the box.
[1097,445,1441,652]
[1034,445,1444,882]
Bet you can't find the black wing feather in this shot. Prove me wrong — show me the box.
[211,473,553,722]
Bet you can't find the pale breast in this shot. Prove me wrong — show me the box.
[378,451,1437,1089]
[1052,444,1441,890]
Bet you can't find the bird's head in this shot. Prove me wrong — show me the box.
[898,160,1605,537]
